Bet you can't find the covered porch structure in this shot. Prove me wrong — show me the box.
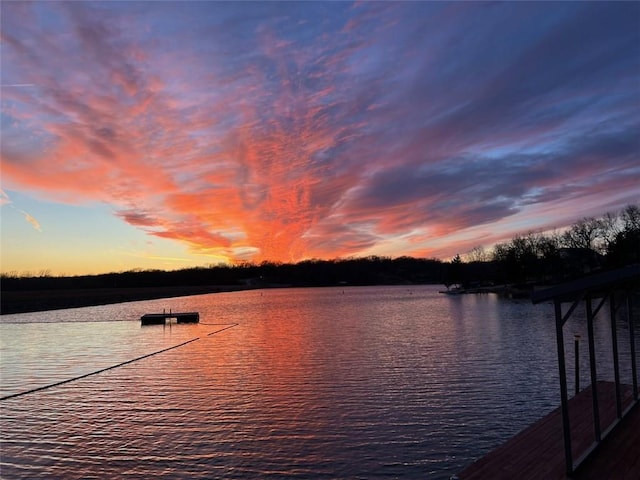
[530,264,639,476]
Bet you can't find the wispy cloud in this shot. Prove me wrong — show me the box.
[0,190,42,232]
[1,1,638,263]
[19,209,42,232]
[0,189,11,206]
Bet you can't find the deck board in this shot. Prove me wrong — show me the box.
[574,402,640,480]
[457,381,639,480]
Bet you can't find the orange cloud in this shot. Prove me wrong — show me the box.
[2,1,638,270]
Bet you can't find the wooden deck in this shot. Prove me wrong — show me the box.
[458,381,639,480]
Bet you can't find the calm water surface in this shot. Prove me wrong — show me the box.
[1,285,637,479]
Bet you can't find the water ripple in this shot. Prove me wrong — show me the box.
[1,286,637,479]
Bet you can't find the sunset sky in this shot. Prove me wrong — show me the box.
[1,1,639,276]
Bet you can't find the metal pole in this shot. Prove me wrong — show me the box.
[555,299,573,475]
[628,291,638,401]
[609,292,622,419]
[586,296,601,442]
[574,335,580,395]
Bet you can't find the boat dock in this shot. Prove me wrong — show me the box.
[141,311,200,325]
[456,265,639,479]
[457,381,639,479]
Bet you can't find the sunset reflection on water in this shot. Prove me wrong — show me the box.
[1,286,633,479]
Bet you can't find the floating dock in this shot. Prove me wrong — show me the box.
[141,311,200,325]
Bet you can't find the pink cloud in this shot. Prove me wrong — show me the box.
[1,1,638,269]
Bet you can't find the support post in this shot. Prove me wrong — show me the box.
[609,292,622,419]
[627,291,638,401]
[555,299,573,475]
[586,296,601,442]
[574,335,580,395]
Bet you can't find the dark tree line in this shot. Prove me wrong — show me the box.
[446,204,639,289]
[0,257,445,292]
[1,204,638,293]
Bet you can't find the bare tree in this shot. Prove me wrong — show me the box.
[465,245,490,263]
[561,217,604,252]
[598,211,622,251]
[621,204,640,231]
[491,242,511,263]
[537,230,561,260]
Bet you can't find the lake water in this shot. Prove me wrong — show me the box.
[1,285,637,479]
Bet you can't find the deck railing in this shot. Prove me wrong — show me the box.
[531,264,639,475]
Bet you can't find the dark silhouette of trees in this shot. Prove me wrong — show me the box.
[443,254,463,290]
[606,205,640,267]
[562,217,605,253]
[487,204,638,286]
[0,256,445,293]
[464,246,490,263]
[1,204,637,301]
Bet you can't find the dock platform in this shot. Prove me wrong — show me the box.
[457,381,639,480]
[140,311,199,325]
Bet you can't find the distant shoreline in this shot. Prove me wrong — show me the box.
[0,285,252,315]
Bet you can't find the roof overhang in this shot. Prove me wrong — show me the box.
[531,264,640,304]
